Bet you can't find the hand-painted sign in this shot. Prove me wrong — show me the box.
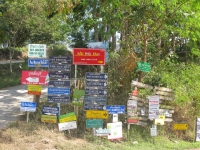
[49,64,71,71]
[48,80,70,88]
[42,106,59,116]
[47,95,70,103]
[85,88,107,95]
[86,119,103,128]
[28,58,49,67]
[20,101,36,112]
[41,115,57,123]
[86,110,108,119]
[49,71,71,79]
[106,105,125,114]
[28,84,42,95]
[48,87,70,95]
[49,56,71,64]
[86,81,107,88]
[21,70,49,85]
[58,121,77,131]
[86,72,108,80]
[28,44,46,58]
[73,48,106,65]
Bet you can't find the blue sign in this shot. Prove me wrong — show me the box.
[42,106,59,116]
[48,80,70,88]
[49,64,71,71]
[84,103,106,110]
[85,88,107,95]
[48,95,70,103]
[49,71,71,79]
[86,72,108,81]
[84,95,107,104]
[28,58,49,67]
[86,81,107,88]
[48,87,70,95]
[20,102,36,112]
[106,105,125,114]
[49,56,72,64]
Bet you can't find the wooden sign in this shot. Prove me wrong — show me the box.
[131,81,153,89]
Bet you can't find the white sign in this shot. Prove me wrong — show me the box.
[196,117,200,141]
[151,127,157,136]
[58,121,77,131]
[95,128,111,136]
[113,114,118,123]
[148,95,159,120]
[107,122,123,140]
[28,44,46,58]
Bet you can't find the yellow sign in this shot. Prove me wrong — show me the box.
[59,115,77,123]
[86,110,108,119]
[28,85,42,92]
[41,115,57,123]
[173,123,188,130]
[159,115,165,119]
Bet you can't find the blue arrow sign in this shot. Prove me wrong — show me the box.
[28,58,49,67]
[47,95,70,103]
[48,87,70,95]
[85,88,107,95]
[49,71,71,79]
[48,80,70,88]
[42,106,59,116]
[49,56,72,64]
[86,72,108,80]
[49,64,71,71]
[86,81,107,88]
[106,105,125,114]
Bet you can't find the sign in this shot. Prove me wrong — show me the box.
[84,95,107,103]
[59,115,77,123]
[95,128,111,136]
[106,105,125,114]
[48,87,70,95]
[49,64,71,71]
[127,100,139,123]
[28,44,46,58]
[173,123,188,130]
[85,88,107,95]
[28,58,49,67]
[21,70,49,85]
[196,117,200,142]
[148,95,159,120]
[154,115,165,125]
[72,89,84,106]
[49,71,71,79]
[86,110,108,119]
[86,81,107,88]
[41,115,57,123]
[42,106,59,116]
[84,103,106,110]
[20,102,36,112]
[86,119,103,128]
[86,72,108,80]
[58,121,77,131]
[48,95,70,103]
[28,84,42,95]
[48,80,70,88]
[137,62,150,73]
[49,56,71,64]
[151,127,157,136]
[113,114,118,123]
[73,48,106,65]
[107,122,123,140]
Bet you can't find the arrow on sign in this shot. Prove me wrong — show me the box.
[104,74,108,79]
[26,77,39,82]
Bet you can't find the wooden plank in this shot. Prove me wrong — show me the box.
[159,105,175,109]
[131,81,153,90]
[158,95,174,101]
[137,121,148,126]
[165,118,173,122]
[159,109,174,114]
[155,91,175,97]
[129,96,148,102]
[154,86,174,92]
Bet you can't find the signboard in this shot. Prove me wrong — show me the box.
[106,105,125,114]
[49,64,71,71]
[196,117,200,142]
[95,128,111,136]
[28,84,42,95]
[148,95,159,120]
[107,122,123,140]
[86,72,108,80]
[173,123,188,130]
[85,88,107,95]
[86,110,108,119]
[58,121,77,131]
[86,81,107,88]
[59,112,77,123]
[72,89,84,106]
[49,56,71,64]
[21,70,49,85]
[20,102,36,112]
[137,62,151,73]
[127,100,139,123]
[28,58,49,67]
[42,106,59,116]
[151,127,157,136]
[41,115,57,123]
[47,95,70,103]
[73,48,106,65]
[48,87,70,95]
[49,71,71,79]
[84,95,107,104]
[28,44,46,58]
[48,80,70,88]
[86,119,103,128]
[84,103,106,110]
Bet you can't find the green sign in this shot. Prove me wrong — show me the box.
[86,119,103,128]
[72,89,85,106]
[137,62,150,72]
[59,112,75,119]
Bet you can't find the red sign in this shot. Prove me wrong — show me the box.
[73,48,106,65]
[21,70,49,85]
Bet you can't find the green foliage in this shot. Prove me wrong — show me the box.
[48,44,72,56]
